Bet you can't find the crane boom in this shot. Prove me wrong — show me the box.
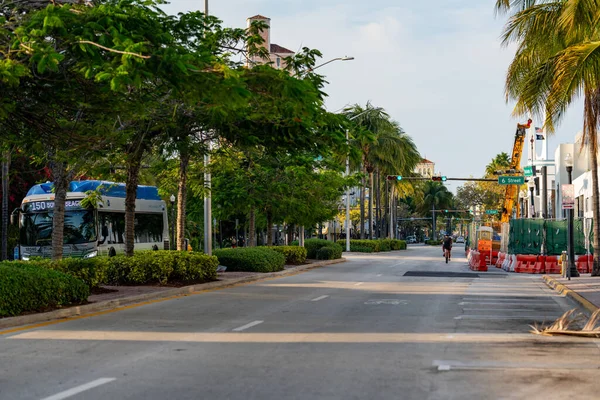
[500,125,528,223]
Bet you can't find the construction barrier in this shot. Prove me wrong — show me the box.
[496,252,505,269]
[545,256,561,274]
[576,254,592,274]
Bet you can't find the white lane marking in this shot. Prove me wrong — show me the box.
[433,359,600,371]
[354,282,364,286]
[232,320,264,332]
[461,298,556,302]
[462,308,559,312]
[364,299,408,305]
[41,378,116,400]
[389,261,406,268]
[311,295,329,302]
[459,301,554,306]
[376,274,382,277]
[454,315,561,320]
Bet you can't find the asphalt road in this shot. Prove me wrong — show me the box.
[2,245,600,400]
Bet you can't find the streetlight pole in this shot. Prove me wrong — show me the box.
[170,194,175,250]
[203,0,212,256]
[565,153,579,279]
[528,179,535,218]
[293,56,354,78]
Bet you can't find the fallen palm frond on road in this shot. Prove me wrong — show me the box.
[531,309,600,338]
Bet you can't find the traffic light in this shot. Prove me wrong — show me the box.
[386,175,402,181]
[444,210,448,213]
[432,176,442,182]
[441,176,447,182]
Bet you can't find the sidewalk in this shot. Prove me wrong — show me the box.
[543,275,600,313]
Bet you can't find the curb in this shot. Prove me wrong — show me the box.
[542,275,599,314]
[0,258,347,331]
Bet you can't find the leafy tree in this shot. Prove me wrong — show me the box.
[484,152,511,177]
[414,181,453,239]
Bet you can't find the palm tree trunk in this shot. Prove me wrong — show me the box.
[360,165,366,239]
[266,209,273,245]
[590,134,600,276]
[50,160,70,260]
[368,170,374,239]
[249,206,256,247]
[176,151,190,250]
[1,151,9,261]
[125,152,143,257]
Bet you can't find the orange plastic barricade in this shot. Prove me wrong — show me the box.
[545,256,561,274]
[534,255,546,274]
[514,255,526,273]
[576,254,592,273]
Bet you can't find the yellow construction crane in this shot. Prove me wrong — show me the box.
[500,119,532,223]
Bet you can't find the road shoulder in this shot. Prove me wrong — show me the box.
[542,275,600,314]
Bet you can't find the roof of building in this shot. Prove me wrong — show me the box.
[270,43,294,54]
[247,14,270,20]
[419,158,434,164]
[26,180,161,201]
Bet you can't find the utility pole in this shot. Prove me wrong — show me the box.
[203,0,212,255]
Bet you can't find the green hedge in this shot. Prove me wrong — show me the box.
[214,248,286,272]
[338,240,380,252]
[392,240,407,250]
[349,245,374,253]
[315,243,343,260]
[0,263,89,317]
[304,239,336,259]
[18,251,218,288]
[267,246,307,265]
[106,251,218,285]
[425,239,443,246]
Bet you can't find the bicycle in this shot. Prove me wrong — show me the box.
[444,248,452,263]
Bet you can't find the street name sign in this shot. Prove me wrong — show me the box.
[485,210,498,215]
[524,166,533,177]
[498,176,525,185]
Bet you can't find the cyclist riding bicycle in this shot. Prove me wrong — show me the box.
[442,235,453,263]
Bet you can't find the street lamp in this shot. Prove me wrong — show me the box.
[519,190,527,219]
[564,153,579,278]
[170,194,176,250]
[527,179,535,218]
[293,56,354,77]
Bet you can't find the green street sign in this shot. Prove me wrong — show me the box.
[485,210,499,215]
[524,166,533,177]
[498,176,525,185]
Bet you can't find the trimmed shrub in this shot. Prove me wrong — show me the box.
[267,246,307,265]
[337,239,381,252]
[390,239,407,250]
[0,263,89,318]
[304,238,336,259]
[214,247,285,272]
[378,239,392,252]
[426,239,443,246]
[316,246,334,260]
[23,251,218,288]
[349,245,374,253]
[104,251,218,285]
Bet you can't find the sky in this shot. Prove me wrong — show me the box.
[160,0,584,192]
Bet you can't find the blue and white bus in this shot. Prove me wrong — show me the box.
[14,180,169,259]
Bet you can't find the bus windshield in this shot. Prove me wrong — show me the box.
[20,210,97,246]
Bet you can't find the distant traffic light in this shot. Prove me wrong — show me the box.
[432,176,446,182]
[444,210,448,213]
[441,176,447,182]
[386,175,402,181]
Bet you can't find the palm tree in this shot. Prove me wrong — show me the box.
[497,0,600,275]
[484,152,511,178]
[416,181,453,240]
[345,102,392,239]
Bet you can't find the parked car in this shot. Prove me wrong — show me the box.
[456,236,465,243]
[406,236,417,244]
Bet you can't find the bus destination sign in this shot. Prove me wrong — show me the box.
[24,200,83,212]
